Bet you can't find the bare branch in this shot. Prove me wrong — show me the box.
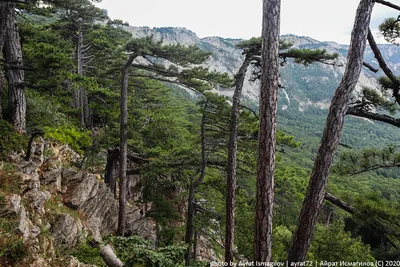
[324,192,355,214]
[374,0,400,11]
[367,28,400,104]
[363,61,379,73]
[347,106,400,127]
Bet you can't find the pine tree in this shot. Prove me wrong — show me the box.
[288,0,375,261]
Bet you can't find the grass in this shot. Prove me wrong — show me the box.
[44,195,80,221]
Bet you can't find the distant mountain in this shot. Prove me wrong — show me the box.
[123,26,399,112]
[123,26,400,149]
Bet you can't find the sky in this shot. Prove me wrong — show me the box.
[95,0,400,44]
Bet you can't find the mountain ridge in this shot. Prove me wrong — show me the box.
[123,25,400,112]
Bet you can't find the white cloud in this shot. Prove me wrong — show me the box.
[96,0,400,44]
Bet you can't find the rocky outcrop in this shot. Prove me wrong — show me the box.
[1,194,41,242]
[52,214,84,251]
[3,138,156,264]
[61,168,154,242]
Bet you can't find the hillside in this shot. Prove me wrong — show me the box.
[124,26,400,152]
[1,4,400,265]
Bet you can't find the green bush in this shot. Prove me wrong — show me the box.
[105,235,187,267]
[0,120,27,159]
[44,125,91,154]
[26,90,70,129]
[70,237,106,267]
[0,218,27,265]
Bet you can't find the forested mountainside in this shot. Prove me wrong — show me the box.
[126,26,400,163]
[1,1,400,266]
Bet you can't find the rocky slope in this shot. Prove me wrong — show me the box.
[0,139,155,266]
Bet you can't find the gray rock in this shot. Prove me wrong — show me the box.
[52,213,83,251]
[23,188,50,215]
[62,169,84,186]
[64,174,99,209]
[1,194,41,241]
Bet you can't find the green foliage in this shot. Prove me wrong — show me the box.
[44,125,91,154]
[105,235,187,267]
[334,145,400,175]
[236,37,293,52]
[125,36,211,66]
[0,234,27,266]
[26,90,70,129]
[272,226,292,261]
[355,86,398,113]
[281,48,339,66]
[0,120,27,159]
[307,221,374,261]
[379,17,400,44]
[70,237,106,267]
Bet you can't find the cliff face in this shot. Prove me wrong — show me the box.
[0,139,155,266]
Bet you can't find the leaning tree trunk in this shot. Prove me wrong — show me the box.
[225,54,253,265]
[288,0,375,262]
[3,2,25,132]
[254,0,281,263]
[117,53,137,236]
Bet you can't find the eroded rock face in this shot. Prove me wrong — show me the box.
[6,139,156,262]
[52,214,84,251]
[0,194,41,242]
[61,168,155,242]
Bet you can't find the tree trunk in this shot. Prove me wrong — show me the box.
[225,54,252,265]
[254,0,281,262]
[0,2,6,119]
[76,24,91,128]
[3,2,25,132]
[185,177,195,266]
[117,53,137,236]
[288,0,375,262]
[105,148,119,198]
[185,103,208,266]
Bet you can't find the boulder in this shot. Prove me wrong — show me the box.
[52,214,83,251]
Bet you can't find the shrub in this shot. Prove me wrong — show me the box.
[44,125,92,154]
[70,237,106,267]
[105,235,187,267]
[0,120,27,159]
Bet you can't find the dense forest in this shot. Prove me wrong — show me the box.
[1,0,400,266]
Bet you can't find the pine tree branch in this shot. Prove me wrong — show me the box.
[346,106,400,127]
[324,192,355,214]
[367,28,400,104]
[363,61,379,73]
[239,105,259,120]
[349,162,400,176]
[374,0,400,11]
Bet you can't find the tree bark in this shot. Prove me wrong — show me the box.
[367,29,400,105]
[76,23,91,128]
[0,2,6,119]
[185,176,195,266]
[288,0,375,262]
[117,53,137,236]
[254,0,281,262]
[100,244,124,267]
[347,106,400,128]
[185,103,208,266]
[3,2,25,132]
[105,148,119,198]
[225,54,252,265]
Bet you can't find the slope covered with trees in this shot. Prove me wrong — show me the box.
[1,0,400,266]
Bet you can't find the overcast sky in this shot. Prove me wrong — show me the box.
[95,0,400,44]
